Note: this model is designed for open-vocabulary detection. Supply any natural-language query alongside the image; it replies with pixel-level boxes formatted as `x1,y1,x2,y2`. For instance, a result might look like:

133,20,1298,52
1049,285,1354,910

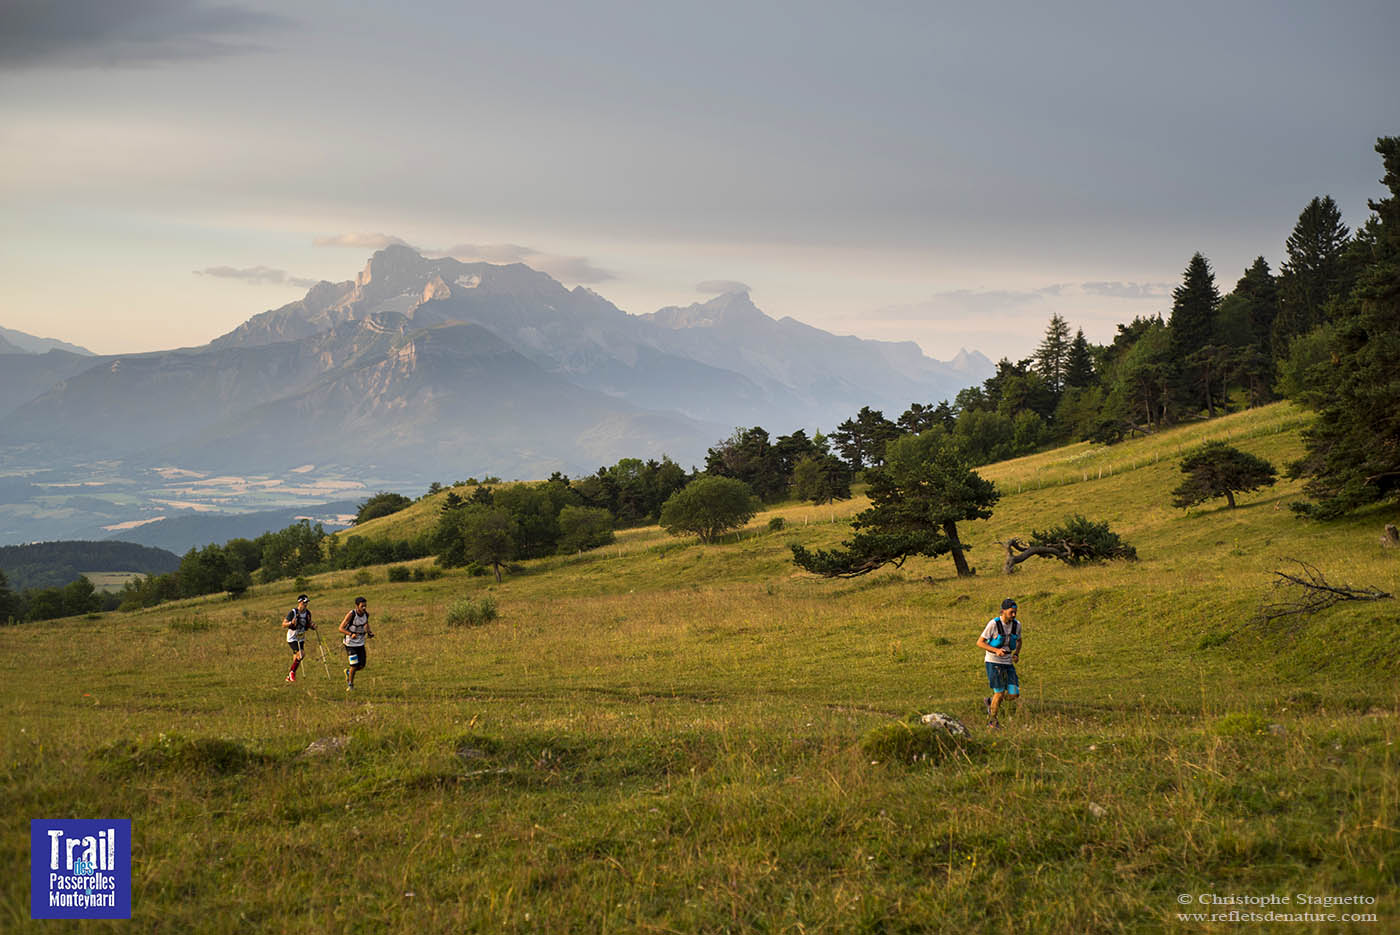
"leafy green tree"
257,521,326,581
1011,410,1046,454
791,431,998,578
436,505,516,582
1110,319,1173,429
0,570,20,624
659,476,759,544
27,588,65,621
177,544,230,598
1051,384,1106,442
223,538,261,576
1172,441,1277,510
578,456,690,527
952,408,1016,464
791,454,853,505
996,366,1056,422
556,505,615,554
354,491,413,525
223,570,252,598
1290,138,1400,518
953,385,989,415
495,480,579,558
1274,322,1337,399
706,427,787,501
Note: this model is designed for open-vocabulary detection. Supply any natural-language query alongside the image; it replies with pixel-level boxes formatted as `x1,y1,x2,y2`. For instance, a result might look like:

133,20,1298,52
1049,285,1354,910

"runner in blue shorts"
977,598,1024,729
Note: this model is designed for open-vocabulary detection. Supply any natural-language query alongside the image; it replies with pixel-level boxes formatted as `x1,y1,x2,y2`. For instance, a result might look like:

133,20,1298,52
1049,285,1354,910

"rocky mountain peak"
648,290,768,330
357,243,430,288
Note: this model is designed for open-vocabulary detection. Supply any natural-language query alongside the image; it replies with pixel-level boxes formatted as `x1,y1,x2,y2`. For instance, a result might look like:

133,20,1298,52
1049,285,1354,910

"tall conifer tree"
1291,138,1400,517
1064,329,1095,388
1169,253,1221,360
1034,313,1071,394
1274,195,1351,352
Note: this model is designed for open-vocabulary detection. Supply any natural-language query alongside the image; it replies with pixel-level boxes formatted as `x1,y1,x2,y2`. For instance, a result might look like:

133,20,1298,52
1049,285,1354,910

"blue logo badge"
30,819,131,919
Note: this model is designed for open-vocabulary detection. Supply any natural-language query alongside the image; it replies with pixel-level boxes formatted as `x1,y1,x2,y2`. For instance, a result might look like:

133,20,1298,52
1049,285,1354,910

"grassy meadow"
2,402,1396,933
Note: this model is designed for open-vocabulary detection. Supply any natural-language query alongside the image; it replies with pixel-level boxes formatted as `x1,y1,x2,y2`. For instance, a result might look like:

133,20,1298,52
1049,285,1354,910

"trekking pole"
314,629,333,681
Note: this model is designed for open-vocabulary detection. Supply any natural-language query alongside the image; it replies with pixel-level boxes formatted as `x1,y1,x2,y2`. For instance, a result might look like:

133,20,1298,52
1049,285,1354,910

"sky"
1,0,1397,362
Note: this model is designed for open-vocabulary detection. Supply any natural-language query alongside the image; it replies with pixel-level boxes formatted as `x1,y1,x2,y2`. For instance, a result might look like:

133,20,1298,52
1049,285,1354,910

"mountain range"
0,246,991,545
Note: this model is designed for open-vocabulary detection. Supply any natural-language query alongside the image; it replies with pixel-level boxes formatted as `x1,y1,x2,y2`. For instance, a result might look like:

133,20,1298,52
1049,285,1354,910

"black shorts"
344,643,367,670
288,639,305,654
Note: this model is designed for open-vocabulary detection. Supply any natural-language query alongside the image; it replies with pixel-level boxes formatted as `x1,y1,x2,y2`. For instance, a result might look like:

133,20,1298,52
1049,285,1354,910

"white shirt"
980,615,1021,665
343,609,369,647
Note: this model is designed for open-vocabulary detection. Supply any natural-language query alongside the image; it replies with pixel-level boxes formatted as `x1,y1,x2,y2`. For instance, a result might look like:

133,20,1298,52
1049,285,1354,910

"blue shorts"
986,662,1019,695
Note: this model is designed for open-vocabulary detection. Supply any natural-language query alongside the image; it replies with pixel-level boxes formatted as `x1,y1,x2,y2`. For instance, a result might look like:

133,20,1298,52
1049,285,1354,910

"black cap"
297,594,310,603
1001,598,1017,610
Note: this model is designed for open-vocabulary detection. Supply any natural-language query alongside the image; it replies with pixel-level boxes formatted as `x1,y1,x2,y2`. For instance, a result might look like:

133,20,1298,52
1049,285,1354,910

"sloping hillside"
1,403,1394,932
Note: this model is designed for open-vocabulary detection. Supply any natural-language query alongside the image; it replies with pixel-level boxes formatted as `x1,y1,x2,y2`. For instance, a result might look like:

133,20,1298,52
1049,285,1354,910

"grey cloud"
527,255,615,284
874,289,1047,321
196,265,318,289
438,243,536,264
696,280,751,295
313,232,413,250
0,0,293,69
438,243,615,284
1081,281,1172,299
313,235,614,284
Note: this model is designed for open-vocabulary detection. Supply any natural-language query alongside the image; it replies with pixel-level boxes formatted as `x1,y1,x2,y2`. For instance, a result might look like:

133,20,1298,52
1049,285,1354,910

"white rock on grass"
920,712,970,737
301,736,350,758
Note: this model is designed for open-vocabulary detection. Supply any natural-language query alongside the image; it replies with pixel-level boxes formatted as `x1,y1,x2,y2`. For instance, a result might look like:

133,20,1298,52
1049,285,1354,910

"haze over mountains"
0,246,991,546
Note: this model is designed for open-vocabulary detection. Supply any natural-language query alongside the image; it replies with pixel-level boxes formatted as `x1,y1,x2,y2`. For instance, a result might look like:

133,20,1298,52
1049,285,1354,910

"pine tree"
1290,138,1400,517
1274,195,1351,352
1234,256,1280,352
1169,253,1221,360
791,432,998,578
1168,253,1221,415
1064,329,1095,388
1033,313,1071,394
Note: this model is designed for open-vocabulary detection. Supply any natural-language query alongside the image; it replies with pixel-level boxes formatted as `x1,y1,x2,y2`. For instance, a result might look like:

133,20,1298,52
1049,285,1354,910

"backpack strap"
993,616,1019,648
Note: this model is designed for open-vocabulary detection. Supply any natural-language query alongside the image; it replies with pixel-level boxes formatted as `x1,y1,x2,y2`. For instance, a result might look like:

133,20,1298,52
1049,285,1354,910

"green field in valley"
2,402,1396,933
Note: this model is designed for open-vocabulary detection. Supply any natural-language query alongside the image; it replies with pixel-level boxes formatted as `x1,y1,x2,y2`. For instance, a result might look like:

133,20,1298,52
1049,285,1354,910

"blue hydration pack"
988,616,1020,652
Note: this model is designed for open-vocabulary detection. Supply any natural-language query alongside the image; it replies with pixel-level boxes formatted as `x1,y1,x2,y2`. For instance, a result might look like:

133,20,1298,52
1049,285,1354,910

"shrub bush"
860,720,969,766
387,566,412,582
446,595,498,627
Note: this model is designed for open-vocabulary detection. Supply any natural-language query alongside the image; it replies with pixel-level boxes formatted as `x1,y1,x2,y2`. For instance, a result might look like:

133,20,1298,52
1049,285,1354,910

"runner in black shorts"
338,596,373,691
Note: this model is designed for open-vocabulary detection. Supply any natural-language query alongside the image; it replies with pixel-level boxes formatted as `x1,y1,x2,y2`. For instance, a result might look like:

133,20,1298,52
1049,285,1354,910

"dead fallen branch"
1259,559,1392,623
